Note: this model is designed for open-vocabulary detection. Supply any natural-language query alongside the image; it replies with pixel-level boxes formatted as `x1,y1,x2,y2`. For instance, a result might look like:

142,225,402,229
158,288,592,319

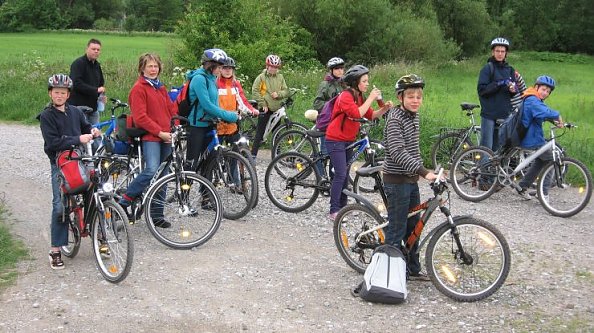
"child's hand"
79,134,93,144
271,91,279,99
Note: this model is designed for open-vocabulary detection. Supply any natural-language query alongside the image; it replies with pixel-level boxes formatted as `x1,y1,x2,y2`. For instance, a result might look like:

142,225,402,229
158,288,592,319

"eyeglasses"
222,66,234,70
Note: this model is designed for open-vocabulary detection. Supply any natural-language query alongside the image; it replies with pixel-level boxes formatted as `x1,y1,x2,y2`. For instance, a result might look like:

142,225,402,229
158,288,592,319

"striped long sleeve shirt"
382,106,429,183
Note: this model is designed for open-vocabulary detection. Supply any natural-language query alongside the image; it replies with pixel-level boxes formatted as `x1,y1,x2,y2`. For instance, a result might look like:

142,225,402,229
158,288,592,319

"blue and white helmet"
491,37,510,50
201,48,228,64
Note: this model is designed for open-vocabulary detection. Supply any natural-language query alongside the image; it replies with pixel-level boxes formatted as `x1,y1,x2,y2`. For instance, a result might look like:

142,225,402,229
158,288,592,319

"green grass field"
0,31,592,169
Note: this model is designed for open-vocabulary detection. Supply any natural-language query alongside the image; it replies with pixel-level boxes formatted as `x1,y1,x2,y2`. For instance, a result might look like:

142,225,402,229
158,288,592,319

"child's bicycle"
429,102,481,169
264,118,382,212
60,143,134,283
240,91,308,158
449,122,592,217
333,165,511,302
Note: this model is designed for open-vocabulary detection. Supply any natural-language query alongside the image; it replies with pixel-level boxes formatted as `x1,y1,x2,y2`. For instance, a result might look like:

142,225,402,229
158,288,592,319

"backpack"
354,245,408,304
498,100,527,149
56,149,92,194
174,73,209,119
315,90,354,131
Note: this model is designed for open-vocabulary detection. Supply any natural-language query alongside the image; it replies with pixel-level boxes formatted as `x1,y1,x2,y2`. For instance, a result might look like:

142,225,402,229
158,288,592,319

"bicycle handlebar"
110,98,128,108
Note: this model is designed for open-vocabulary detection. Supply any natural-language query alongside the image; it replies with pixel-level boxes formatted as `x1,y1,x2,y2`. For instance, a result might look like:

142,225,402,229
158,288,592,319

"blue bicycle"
264,118,382,213
93,98,130,155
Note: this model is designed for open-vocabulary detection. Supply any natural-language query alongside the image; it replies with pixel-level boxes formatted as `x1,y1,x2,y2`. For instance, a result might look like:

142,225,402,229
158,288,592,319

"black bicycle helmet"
223,57,236,68
395,74,425,95
201,48,228,64
48,74,73,90
342,65,369,87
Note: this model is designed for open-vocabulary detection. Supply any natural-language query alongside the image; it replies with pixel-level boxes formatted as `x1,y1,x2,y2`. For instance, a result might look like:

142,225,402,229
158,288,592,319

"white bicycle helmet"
327,57,345,69
266,54,282,67
490,37,510,50
304,109,318,121
48,74,73,90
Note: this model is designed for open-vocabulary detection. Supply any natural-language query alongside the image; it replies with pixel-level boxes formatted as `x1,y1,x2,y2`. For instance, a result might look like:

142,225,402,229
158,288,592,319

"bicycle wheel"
536,157,593,218
270,121,308,149
450,146,498,201
271,129,318,161
265,151,321,213
61,217,81,258
91,199,133,283
144,172,222,249
104,158,136,195
333,204,385,273
348,139,384,191
236,146,258,208
431,132,473,169
204,150,258,220
240,116,258,142
425,217,511,302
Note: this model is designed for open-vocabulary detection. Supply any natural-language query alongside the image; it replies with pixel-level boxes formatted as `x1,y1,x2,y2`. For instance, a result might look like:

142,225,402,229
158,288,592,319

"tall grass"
0,196,29,290
0,31,592,171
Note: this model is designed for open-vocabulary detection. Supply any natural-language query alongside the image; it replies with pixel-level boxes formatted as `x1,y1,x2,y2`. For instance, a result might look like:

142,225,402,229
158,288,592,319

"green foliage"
175,0,315,81
0,199,30,290
0,0,64,32
126,0,183,32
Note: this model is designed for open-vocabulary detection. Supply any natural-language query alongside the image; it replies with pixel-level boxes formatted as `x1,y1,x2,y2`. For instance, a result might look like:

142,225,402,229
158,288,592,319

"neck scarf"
144,76,163,89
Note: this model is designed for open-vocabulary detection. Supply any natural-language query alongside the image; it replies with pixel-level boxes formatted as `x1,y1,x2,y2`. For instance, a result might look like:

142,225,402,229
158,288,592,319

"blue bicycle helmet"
201,48,228,64
535,75,556,91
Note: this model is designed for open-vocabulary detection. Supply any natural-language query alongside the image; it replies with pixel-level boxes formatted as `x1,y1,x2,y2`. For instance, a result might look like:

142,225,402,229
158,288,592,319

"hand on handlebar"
79,134,94,144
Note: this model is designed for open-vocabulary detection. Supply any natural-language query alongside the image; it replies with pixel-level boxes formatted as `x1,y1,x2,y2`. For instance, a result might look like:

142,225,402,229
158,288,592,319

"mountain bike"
60,143,133,283
333,166,511,302
241,91,308,157
430,102,481,169
271,119,385,193
450,123,592,217
264,119,382,212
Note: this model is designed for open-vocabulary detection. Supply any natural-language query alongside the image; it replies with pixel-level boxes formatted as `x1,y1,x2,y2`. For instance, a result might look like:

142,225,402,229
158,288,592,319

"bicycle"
449,122,592,217
264,118,382,212
430,102,481,169
60,143,134,283
333,165,511,302
241,91,308,157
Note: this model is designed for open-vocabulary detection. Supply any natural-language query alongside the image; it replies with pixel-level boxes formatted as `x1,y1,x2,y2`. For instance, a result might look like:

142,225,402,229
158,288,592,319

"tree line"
1,0,592,74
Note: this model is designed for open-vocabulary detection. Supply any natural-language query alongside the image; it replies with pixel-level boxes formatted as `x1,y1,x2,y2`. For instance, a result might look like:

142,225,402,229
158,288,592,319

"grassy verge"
0,31,592,171
0,195,29,290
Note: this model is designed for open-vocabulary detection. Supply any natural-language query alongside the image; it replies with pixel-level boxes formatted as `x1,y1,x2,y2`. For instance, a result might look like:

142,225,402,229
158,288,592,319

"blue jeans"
384,182,422,274
480,117,500,152
125,141,171,218
50,163,68,247
326,140,353,214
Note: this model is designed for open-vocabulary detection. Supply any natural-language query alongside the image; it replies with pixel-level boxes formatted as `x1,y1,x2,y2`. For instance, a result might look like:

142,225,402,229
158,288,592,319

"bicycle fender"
341,189,383,220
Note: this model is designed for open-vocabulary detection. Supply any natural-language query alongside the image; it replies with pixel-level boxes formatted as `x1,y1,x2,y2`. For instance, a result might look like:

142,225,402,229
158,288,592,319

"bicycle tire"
425,217,511,302
271,129,318,161
105,158,136,195
236,146,259,208
91,199,133,283
537,157,593,218
333,204,385,273
270,121,308,149
450,146,498,202
204,150,258,220
431,132,473,170
265,151,321,213
144,172,222,249
61,218,81,258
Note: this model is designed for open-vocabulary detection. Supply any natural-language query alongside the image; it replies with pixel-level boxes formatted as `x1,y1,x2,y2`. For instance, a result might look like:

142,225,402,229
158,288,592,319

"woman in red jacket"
325,65,392,220
118,53,176,228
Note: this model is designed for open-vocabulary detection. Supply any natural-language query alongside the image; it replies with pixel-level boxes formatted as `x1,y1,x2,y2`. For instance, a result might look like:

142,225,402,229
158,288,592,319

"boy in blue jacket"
516,75,563,199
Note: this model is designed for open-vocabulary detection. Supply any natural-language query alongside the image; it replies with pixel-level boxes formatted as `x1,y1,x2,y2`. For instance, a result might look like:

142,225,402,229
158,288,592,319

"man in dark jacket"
68,38,105,125
477,37,517,152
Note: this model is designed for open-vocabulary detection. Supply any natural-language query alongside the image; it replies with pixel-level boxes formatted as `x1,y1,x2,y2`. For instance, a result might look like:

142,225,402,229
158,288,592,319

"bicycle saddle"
355,165,383,177
460,102,480,111
305,129,325,138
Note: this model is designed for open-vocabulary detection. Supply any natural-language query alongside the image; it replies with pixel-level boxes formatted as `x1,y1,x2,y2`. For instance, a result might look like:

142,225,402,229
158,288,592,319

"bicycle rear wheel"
270,121,308,149
537,157,593,217
431,132,473,170
144,172,222,249
236,146,258,208
333,204,385,273
61,219,81,258
204,150,258,220
271,129,318,161
425,217,511,302
265,151,321,213
450,146,498,201
92,199,133,283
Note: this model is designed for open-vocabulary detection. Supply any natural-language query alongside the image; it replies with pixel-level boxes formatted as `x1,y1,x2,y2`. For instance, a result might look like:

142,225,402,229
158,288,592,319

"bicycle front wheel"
431,132,473,170
92,199,133,283
265,151,321,213
333,204,385,273
204,150,258,220
426,217,511,302
144,172,222,249
537,157,593,217
450,146,498,202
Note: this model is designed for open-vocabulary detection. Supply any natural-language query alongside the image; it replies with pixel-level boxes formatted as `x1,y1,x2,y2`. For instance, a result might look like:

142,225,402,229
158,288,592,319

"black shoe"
201,201,216,211
408,272,431,281
153,219,171,228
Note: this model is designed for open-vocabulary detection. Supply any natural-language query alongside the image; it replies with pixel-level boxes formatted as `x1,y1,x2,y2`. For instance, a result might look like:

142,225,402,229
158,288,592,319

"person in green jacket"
250,54,289,159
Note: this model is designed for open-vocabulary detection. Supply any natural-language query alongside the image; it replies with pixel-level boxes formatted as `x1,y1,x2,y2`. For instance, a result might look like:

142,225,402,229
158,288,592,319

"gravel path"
0,123,593,332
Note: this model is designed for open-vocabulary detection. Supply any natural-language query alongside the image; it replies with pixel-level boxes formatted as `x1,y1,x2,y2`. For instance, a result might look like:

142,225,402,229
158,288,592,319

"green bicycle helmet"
395,74,425,95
